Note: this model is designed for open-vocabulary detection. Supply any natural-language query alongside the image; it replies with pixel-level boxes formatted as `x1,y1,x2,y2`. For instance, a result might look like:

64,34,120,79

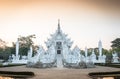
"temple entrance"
56,42,63,68
57,50,61,54
56,42,62,54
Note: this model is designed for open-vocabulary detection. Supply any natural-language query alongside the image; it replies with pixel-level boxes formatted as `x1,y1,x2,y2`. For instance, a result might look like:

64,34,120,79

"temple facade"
26,20,107,68
27,20,85,68
11,20,109,68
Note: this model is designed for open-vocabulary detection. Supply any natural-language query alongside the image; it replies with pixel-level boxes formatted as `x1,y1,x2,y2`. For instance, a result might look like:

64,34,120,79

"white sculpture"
62,44,71,61
72,46,82,62
12,39,20,62
12,38,28,64
102,54,106,63
85,47,88,57
98,40,102,56
12,54,15,60
45,45,56,63
15,38,19,60
27,46,33,59
90,49,96,63
28,45,45,63
97,40,106,63
112,52,119,63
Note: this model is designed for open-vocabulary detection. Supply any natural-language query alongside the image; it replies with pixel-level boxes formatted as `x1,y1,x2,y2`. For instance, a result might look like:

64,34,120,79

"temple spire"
58,19,61,33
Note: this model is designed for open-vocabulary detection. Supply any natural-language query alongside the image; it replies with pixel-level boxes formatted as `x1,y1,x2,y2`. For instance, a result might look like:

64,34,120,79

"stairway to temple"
56,54,63,68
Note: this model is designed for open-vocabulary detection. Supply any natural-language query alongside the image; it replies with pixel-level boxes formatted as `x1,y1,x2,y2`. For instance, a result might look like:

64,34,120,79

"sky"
0,0,120,50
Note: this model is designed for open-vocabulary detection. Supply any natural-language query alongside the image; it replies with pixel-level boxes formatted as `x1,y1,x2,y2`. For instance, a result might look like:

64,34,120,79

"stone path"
57,54,63,68
0,66,120,79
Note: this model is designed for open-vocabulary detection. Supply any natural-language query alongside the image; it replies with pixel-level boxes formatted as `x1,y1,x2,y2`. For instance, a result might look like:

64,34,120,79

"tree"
94,48,99,56
87,48,92,56
111,38,120,61
10,42,16,54
18,34,36,56
80,50,85,56
102,48,109,55
0,38,11,61
0,38,6,50
111,38,120,52
105,49,113,63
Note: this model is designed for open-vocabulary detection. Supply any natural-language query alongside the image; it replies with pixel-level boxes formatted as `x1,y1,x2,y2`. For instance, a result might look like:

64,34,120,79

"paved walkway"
57,54,63,68
0,66,120,79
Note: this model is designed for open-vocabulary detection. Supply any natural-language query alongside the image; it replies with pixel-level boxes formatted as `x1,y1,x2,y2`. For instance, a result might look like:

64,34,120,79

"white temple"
27,20,95,68
11,20,111,68
27,20,82,68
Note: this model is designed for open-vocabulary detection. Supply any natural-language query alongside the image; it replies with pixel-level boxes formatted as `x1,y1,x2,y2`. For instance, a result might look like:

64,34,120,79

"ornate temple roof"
45,20,73,48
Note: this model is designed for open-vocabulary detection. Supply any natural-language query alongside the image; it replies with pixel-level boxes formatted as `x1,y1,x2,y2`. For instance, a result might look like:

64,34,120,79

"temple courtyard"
0,66,120,79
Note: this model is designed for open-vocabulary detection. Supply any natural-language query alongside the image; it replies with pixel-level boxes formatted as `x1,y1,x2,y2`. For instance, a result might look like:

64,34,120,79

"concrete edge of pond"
0,71,35,78
88,71,120,79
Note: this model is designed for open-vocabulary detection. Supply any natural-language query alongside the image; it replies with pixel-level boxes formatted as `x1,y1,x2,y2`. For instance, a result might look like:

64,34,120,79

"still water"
102,77,114,79
94,77,115,79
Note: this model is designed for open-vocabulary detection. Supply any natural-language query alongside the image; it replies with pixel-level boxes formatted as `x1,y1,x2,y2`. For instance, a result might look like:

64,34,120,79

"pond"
103,77,114,79
93,77,114,79
0,76,13,79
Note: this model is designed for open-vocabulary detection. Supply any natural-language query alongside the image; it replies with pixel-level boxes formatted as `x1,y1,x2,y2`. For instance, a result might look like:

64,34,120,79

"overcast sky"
0,0,120,50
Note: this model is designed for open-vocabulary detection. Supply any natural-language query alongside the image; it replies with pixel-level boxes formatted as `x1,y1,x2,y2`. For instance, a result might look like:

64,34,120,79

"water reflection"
103,77,114,79
0,76,14,79
96,77,114,79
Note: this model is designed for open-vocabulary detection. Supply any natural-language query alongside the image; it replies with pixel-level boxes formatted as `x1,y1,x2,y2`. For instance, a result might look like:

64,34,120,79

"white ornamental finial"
58,19,61,33
58,19,60,26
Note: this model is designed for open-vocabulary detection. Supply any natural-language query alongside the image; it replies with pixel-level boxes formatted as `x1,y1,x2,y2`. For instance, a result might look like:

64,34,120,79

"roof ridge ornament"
58,19,61,33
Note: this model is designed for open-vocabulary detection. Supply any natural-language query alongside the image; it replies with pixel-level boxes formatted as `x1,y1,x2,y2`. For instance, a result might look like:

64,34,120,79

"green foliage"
0,45,16,61
80,50,84,56
94,48,99,56
111,38,120,60
0,38,6,48
1,45,16,60
87,48,92,56
106,53,112,63
18,34,36,56
0,39,12,60
9,43,16,54
19,34,36,48
102,48,109,55
0,35,38,60
0,52,10,61
111,38,120,52
0,38,6,53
